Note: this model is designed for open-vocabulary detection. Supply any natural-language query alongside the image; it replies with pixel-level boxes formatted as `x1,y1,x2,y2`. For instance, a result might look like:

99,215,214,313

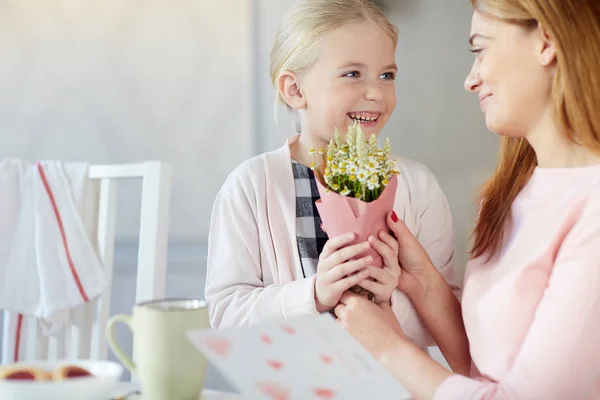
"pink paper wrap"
314,174,398,268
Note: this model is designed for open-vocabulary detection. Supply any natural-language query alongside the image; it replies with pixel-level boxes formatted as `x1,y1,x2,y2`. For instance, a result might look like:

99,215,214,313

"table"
112,382,242,399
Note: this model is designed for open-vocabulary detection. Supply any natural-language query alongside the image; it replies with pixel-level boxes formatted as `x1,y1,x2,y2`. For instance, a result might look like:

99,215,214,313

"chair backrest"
12,161,171,362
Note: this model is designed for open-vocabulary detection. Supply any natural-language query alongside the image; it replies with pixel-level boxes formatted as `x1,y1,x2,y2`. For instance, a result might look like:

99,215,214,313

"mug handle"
106,314,136,373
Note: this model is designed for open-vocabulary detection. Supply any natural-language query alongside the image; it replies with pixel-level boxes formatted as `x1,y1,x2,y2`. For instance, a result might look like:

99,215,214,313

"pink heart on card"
204,337,231,357
320,354,334,365
280,325,296,335
261,334,273,344
256,381,290,400
266,359,284,370
312,387,336,399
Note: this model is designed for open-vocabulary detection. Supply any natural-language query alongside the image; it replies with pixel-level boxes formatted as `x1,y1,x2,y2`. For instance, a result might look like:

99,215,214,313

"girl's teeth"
349,113,378,122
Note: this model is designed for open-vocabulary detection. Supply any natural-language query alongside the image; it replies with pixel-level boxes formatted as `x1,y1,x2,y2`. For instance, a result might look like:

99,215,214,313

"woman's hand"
315,233,372,312
356,228,401,305
387,211,437,297
334,292,404,360
336,293,455,400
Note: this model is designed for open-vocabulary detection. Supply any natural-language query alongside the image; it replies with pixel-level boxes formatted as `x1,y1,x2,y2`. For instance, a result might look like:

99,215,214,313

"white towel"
0,159,107,362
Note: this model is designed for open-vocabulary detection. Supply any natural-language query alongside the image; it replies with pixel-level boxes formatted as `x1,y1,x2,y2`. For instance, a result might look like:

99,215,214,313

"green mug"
106,299,210,400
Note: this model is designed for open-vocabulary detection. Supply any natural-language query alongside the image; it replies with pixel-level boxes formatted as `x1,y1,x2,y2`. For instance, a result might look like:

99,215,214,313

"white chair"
2,161,171,362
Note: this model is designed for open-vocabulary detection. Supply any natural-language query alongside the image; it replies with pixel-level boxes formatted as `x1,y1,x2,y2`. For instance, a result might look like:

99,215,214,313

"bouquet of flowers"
311,122,399,299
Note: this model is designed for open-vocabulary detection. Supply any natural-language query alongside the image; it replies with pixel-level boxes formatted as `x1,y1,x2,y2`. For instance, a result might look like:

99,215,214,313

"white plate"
119,391,242,400
0,359,123,400
112,383,243,400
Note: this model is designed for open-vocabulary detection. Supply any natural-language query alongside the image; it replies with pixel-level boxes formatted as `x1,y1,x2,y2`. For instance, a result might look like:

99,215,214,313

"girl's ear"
278,71,307,109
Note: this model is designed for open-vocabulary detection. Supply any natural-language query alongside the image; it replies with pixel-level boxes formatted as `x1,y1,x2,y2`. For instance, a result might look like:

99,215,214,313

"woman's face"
464,12,555,137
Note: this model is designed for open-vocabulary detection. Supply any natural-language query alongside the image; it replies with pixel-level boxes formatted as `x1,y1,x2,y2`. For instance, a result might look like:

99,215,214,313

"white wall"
0,0,254,241
387,0,500,275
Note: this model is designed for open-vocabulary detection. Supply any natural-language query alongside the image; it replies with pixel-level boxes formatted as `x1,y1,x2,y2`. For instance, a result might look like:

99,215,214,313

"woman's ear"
536,23,556,67
278,71,307,109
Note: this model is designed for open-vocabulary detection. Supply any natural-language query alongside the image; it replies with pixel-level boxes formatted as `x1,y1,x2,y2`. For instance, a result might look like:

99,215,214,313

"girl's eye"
343,71,360,78
380,72,396,80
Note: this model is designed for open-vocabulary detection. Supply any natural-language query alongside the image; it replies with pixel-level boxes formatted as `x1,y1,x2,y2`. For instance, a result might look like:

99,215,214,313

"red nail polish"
391,211,398,223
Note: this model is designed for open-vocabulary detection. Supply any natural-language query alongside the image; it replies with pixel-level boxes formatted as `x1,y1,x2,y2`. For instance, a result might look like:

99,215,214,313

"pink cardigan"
205,135,458,347
436,164,600,399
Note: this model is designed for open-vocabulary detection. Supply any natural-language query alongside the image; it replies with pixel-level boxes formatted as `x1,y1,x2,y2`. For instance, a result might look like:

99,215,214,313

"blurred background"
0,0,498,389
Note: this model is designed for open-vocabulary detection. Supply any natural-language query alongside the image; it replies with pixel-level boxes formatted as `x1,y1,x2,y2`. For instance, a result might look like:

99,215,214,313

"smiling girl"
205,0,460,355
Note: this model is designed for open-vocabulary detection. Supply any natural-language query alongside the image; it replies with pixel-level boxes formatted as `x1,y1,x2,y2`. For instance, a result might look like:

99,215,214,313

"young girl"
205,0,459,350
336,0,600,399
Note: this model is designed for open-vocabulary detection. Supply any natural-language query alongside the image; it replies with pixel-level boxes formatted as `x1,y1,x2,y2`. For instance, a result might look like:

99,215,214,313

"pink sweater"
435,164,600,399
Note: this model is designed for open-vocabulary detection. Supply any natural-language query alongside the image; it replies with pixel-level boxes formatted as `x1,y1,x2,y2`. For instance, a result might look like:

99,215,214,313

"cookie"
0,365,50,381
52,365,92,380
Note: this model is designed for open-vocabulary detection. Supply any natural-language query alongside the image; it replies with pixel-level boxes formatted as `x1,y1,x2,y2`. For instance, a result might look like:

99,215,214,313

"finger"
378,230,398,252
366,266,389,283
339,291,360,305
379,302,393,313
356,278,385,295
334,303,346,318
325,256,373,282
332,269,371,295
368,235,395,262
386,212,418,246
320,232,356,259
326,241,371,269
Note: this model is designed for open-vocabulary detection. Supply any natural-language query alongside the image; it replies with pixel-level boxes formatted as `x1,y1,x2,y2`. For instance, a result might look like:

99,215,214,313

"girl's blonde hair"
270,0,398,118
470,0,600,260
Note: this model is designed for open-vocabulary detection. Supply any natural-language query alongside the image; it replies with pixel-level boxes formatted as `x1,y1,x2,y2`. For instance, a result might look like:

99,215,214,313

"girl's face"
286,20,397,147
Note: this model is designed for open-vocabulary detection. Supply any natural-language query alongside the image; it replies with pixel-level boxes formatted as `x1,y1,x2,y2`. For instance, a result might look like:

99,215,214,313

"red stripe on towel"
14,314,23,362
37,163,89,302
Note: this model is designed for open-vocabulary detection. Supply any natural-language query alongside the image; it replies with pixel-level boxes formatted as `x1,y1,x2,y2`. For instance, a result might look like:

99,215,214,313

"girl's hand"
356,223,401,304
315,233,372,312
